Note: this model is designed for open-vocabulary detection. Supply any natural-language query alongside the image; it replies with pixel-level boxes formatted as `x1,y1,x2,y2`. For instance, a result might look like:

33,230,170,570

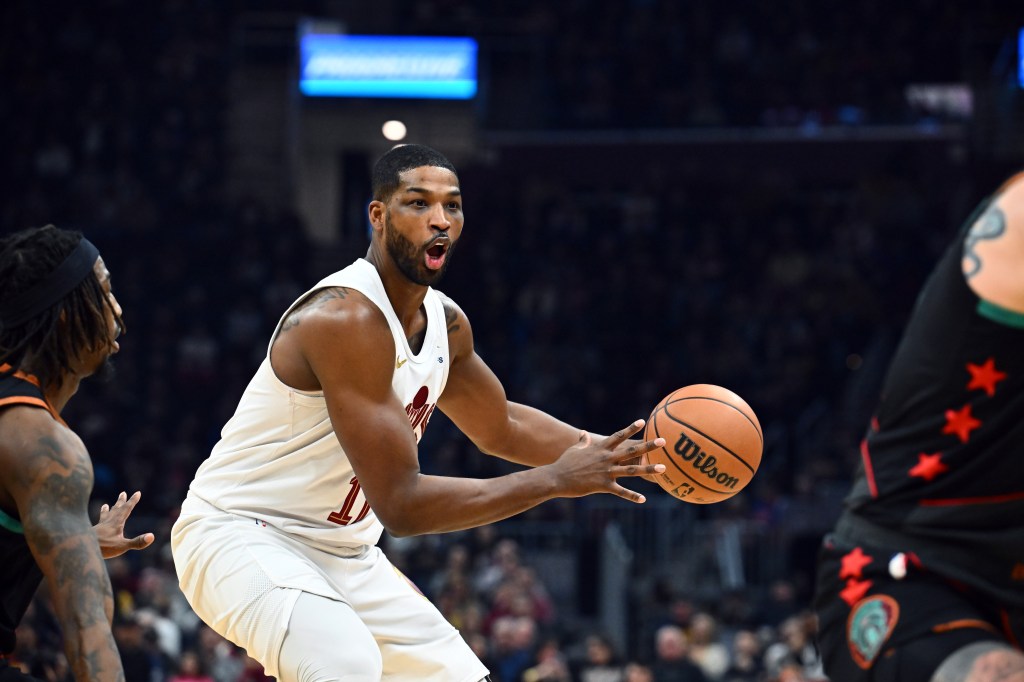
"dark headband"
0,238,100,328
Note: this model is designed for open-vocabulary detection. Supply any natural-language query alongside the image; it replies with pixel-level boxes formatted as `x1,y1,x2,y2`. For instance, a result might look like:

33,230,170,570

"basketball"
644,384,763,504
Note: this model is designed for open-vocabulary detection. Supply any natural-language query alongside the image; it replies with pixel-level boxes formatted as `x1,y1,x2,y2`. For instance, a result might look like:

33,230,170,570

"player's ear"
367,200,386,233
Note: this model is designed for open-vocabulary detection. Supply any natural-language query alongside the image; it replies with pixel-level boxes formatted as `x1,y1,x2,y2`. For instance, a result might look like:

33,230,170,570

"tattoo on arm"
21,434,124,682
279,287,352,333
443,300,461,335
963,205,1006,279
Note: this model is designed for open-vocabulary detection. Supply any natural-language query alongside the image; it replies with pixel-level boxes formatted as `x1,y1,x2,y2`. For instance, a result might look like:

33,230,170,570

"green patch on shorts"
848,594,900,670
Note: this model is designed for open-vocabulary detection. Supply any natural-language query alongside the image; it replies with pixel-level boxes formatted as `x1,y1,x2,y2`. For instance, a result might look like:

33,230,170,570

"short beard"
384,213,455,286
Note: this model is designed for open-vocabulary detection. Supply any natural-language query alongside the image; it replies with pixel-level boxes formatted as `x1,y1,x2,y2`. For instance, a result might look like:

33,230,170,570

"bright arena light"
382,120,407,141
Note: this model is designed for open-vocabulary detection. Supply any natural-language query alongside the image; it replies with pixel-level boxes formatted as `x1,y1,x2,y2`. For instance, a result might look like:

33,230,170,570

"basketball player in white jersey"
171,145,667,682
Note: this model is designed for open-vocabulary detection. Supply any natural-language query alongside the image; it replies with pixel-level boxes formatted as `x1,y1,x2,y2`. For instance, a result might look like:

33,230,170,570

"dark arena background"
3,1,1023,680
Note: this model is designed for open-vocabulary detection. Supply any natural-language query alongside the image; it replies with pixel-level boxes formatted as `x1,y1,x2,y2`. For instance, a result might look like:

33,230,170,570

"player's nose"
428,203,450,231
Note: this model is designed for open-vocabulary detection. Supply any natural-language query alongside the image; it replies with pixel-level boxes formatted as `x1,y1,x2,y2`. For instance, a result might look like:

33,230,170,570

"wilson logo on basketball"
674,433,740,489
646,384,762,505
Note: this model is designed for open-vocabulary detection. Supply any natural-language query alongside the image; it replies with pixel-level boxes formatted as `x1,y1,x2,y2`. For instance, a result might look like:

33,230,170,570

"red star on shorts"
909,452,948,482
942,405,981,443
839,547,873,580
840,578,873,607
966,358,1007,397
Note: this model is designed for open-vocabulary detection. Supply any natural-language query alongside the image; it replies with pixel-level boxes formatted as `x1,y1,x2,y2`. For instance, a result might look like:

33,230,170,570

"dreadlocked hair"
0,225,121,389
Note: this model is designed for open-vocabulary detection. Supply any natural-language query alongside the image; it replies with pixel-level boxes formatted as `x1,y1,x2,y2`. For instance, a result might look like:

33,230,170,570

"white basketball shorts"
170,494,488,681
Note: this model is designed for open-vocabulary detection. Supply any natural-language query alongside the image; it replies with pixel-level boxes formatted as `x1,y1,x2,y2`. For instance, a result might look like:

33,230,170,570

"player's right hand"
94,491,156,559
549,420,665,503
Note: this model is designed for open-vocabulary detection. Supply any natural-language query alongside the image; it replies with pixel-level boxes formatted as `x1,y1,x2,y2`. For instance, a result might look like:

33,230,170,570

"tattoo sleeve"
20,432,125,682
963,205,1007,279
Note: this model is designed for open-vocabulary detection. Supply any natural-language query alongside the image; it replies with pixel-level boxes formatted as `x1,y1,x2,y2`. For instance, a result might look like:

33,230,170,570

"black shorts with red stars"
814,533,1024,682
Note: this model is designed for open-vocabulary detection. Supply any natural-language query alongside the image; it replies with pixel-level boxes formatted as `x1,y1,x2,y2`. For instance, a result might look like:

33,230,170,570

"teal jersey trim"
0,507,24,534
977,300,1024,329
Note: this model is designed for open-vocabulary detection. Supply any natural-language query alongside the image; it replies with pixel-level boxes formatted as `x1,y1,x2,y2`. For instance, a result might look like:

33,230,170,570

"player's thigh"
815,536,1009,682
930,641,1024,682
172,510,341,678
342,547,489,682
277,591,382,682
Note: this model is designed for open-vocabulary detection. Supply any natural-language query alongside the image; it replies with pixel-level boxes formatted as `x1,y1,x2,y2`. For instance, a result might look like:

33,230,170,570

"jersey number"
327,477,371,526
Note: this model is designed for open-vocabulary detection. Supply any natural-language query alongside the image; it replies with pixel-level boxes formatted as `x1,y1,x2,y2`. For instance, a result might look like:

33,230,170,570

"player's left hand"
94,490,155,559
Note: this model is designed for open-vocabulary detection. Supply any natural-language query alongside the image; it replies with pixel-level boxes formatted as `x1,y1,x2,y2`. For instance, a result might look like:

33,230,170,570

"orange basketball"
644,384,763,504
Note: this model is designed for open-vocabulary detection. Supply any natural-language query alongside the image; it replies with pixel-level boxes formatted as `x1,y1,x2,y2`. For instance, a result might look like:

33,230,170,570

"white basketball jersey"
186,258,450,550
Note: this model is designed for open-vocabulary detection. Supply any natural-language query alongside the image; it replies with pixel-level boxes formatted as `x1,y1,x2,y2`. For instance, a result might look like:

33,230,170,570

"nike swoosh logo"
396,357,408,368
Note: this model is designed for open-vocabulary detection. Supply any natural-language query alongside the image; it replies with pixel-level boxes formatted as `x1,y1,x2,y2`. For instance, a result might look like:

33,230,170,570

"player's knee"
932,641,1024,682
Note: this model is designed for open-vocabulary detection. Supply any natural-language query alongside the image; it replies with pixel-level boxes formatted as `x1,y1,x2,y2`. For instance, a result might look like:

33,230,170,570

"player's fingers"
614,437,665,461
609,483,647,504
128,533,155,550
124,491,142,510
612,463,665,478
117,491,127,504
601,420,645,448
100,504,109,513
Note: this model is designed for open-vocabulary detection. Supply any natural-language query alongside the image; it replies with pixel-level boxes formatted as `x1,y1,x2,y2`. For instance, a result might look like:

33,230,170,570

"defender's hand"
94,491,155,559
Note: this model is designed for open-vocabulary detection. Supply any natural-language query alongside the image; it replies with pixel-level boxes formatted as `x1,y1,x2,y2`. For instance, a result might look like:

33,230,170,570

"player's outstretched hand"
94,491,156,559
550,420,666,504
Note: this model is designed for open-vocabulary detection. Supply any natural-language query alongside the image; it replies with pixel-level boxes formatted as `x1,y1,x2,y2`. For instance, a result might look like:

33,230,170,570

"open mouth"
425,239,450,270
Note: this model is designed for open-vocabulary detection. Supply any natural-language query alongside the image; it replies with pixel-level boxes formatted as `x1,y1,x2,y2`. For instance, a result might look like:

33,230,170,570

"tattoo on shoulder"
963,205,1006,279
24,436,92,553
280,287,352,333
28,434,72,469
443,300,461,335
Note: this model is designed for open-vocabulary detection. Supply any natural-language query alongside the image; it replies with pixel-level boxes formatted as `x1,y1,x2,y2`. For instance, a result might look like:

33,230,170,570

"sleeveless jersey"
187,259,451,550
838,192,1024,606
0,367,56,654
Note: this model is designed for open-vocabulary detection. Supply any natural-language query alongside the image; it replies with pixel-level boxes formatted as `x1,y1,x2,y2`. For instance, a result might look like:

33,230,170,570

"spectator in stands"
722,629,764,682
623,662,654,682
572,633,626,682
688,612,730,680
170,649,214,682
763,614,824,681
522,636,571,682
490,615,538,682
650,624,708,682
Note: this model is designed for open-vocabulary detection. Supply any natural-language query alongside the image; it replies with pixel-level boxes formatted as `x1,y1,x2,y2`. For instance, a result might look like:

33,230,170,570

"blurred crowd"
1,1,1018,680
389,0,1001,129
16,529,829,682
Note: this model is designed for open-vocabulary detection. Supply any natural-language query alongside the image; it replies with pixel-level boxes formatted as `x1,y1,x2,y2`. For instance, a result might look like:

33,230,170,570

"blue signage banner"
1019,28,1024,88
300,35,478,99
